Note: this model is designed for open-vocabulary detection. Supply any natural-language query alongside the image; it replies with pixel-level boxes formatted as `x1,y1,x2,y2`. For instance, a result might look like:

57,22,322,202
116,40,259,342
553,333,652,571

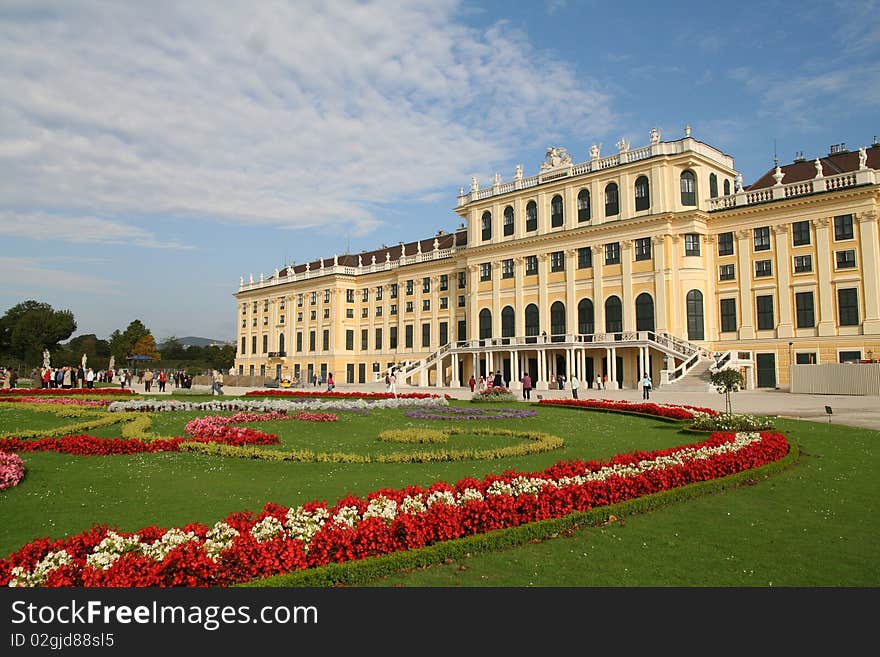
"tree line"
0,300,234,374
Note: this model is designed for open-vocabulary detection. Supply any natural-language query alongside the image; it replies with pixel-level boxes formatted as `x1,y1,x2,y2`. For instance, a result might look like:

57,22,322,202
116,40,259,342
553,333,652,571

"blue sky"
1,0,877,343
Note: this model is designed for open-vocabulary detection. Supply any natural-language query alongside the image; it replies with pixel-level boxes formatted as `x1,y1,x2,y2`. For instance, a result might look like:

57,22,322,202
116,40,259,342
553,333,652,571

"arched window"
723,179,731,196
709,173,718,199
680,171,696,206
550,301,566,341
525,304,540,338
605,182,619,217
525,201,537,232
577,189,591,222
605,296,622,333
686,290,704,340
577,298,594,334
503,206,514,236
501,306,515,337
551,194,564,228
634,176,650,211
635,293,655,331
279,333,285,354
481,211,492,241
479,308,492,339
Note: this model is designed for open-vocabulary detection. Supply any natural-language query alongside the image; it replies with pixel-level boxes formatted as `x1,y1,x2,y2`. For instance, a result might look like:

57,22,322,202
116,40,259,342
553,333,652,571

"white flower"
426,490,455,507
457,488,484,504
250,516,285,543
8,550,73,587
203,522,240,561
363,496,398,523
284,507,329,549
142,528,198,561
332,505,360,528
399,494,426,514
85,532,143,571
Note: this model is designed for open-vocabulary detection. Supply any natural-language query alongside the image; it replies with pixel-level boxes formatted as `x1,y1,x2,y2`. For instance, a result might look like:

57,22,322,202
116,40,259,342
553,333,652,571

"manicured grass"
1,398,876,586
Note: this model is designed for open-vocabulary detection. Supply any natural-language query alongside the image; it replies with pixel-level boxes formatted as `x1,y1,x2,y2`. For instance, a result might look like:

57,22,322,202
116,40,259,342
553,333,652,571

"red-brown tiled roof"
270,229,467,281
748,143,880,190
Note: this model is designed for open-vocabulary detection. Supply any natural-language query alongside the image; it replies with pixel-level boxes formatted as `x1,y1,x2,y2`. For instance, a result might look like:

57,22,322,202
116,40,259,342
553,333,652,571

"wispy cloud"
0,257,118,294
0,0,614,239
0,211,193,249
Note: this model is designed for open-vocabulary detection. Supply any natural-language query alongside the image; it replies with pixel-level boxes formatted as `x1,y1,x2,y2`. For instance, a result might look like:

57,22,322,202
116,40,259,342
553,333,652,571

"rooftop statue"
540,146,572,171
859,147,868,170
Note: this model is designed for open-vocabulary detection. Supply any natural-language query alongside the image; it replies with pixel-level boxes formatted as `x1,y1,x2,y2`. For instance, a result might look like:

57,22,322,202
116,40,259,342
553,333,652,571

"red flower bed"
0,430,789,587
0,388,135,396
245,390,443,400
538,398,718,420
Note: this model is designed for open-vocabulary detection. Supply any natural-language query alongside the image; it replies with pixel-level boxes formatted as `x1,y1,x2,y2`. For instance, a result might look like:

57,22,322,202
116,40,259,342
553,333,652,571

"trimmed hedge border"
542,404,686,425
241,441,800,587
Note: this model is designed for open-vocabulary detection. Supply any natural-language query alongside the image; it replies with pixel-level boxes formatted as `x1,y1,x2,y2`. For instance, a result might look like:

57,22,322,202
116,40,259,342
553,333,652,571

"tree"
709,368,745,414
131,335,161,361
159,337,187,360
109,320,151,363
0,300,76,365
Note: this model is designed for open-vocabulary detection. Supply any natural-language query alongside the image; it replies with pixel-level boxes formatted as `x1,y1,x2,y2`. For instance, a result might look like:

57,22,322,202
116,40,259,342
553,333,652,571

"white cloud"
0,0,614,240
0,212,193,249
0,257,118,295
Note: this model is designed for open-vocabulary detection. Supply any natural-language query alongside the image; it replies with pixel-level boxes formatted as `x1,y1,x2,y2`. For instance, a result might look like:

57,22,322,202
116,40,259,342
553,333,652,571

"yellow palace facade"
234,128,880,391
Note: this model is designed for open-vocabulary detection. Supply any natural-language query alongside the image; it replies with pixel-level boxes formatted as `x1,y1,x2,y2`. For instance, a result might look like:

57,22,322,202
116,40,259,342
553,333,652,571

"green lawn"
0,398,876,586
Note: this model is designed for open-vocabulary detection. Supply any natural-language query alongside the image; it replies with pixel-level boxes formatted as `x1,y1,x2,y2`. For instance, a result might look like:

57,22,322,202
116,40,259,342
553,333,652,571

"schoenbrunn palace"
234,127,880,392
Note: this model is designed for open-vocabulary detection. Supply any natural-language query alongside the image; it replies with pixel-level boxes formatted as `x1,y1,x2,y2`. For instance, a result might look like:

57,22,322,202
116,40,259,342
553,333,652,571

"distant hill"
162,336,233,348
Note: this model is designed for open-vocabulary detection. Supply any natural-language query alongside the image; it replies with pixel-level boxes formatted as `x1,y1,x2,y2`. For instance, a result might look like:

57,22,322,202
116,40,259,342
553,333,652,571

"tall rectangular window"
439,274,448,291
605,242,620,265
634,237,651,261
480,263,492,281
577,247,592,268
793,254,812,273
720,298,737,333
346,289,355,303
525,255,538,276
389,326,398,349
405,325,413,348
375,286,383,300
262,335,268,354
251,336,257,354
422,323,430,347
550,251,564,272
345,330,354,350
322,329,329,351
502,259,514,278
241,336,246,354
361,329,368,351
756,295,774,330
390,283,398,298
684,233,701,256
296,332,302,352
835,249,856,269
309,331,316,351
405,280,414,295
422,277,430,293
439,321,448,346
362,289,369,302
375,328,382,350
719,264,735,280
755,260,773,277
753,227,771,251
834,214,854,241
458,271,466,288
792,220,811,246
795,291,815,328
837,288,859,326
717,232,734,256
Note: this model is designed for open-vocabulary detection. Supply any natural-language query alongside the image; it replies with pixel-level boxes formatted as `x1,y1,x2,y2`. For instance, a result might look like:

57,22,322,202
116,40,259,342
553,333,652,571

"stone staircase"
662,358,715,392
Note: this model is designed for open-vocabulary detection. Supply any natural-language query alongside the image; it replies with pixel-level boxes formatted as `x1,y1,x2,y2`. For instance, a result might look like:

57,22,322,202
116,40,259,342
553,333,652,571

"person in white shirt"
570,374,580,399
85,368,95,389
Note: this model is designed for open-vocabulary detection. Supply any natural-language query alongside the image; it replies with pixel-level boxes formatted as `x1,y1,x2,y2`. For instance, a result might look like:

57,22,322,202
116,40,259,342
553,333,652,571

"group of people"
468,370,506,393
384,370,398,396
37,365,99,389
0,366,19,389
465,369,653,401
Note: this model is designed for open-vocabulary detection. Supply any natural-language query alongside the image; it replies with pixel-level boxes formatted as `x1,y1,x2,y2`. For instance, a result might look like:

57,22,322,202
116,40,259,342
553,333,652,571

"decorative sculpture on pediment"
540,146,572,172
417,241,422,254
371,254,377,265
859,147,868,170
649,127,661,144
385,251,391,263
515,164,523,180
493,172,502,187
358,255,363,267
333,254,339,266
433,238,439,251
590,144,600,160
471,176,479,192
772,166,785,186
735,173,744,191
319,258,324,269
814,158,824,178
616,137,630,153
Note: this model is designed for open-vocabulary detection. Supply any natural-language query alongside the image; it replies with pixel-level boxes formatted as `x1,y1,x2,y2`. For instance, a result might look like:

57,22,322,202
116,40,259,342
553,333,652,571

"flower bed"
538,398,718,421
0,388,135,396
689,412,775,432
405,407,536,420
107,397,448,413
0,452,26,490
471,386,518,403
245,390,444,400
1,430,789,587
0,396,111,407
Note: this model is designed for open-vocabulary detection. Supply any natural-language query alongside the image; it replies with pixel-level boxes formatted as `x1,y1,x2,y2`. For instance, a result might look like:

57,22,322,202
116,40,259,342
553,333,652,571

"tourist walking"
570,374,580,399
642,373,652,400
326,372,335,392
85,368,94,389
211,370,224,395
468,374,476,392
521,372,532,400
389,371,397,397
143,369,154,392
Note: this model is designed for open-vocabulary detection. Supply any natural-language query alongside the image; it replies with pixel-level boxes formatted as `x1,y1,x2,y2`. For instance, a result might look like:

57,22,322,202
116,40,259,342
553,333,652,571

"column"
652,235,668,332
813,218,835,336
467,264,479,342
565,248,577,335
537,349,548,390
669,235,682,336
621,240,635,332
592,245,604,334
773,225,794,338
472,353,477,380
610,346,618,389
566,348,573,379
491,261,502,339
510,350,520,389
514,256,526,337
857,212,880,332
431,275,440,349
451,352,460,387
538,254,549,333
736,230,755,339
